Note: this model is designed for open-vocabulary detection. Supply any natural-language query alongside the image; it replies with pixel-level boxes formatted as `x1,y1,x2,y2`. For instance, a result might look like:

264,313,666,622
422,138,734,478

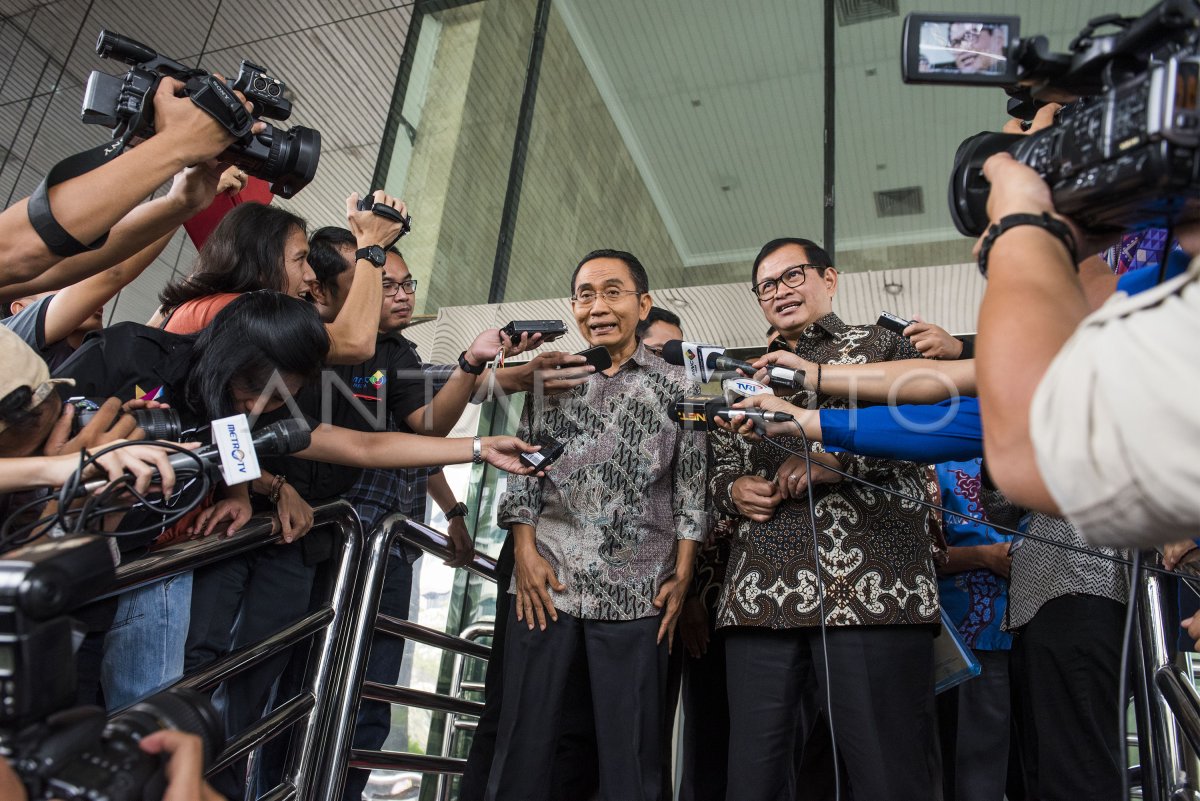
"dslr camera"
901,1,1200,236
82,30,320,198
0,537,222,800
66,397,182,442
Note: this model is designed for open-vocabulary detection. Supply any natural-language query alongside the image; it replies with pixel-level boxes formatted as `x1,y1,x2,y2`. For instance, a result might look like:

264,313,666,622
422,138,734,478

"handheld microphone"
671,395,794,433
706,351,806,391
82,419,312,493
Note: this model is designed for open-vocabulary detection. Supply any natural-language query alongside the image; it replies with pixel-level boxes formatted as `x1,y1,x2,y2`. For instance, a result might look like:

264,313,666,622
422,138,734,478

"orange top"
162,292,241,334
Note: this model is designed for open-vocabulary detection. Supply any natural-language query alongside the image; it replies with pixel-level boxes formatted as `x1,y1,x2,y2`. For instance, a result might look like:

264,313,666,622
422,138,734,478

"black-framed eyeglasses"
570,287,642,306
949,26,992,49
751,265,821,301
382,278,418,297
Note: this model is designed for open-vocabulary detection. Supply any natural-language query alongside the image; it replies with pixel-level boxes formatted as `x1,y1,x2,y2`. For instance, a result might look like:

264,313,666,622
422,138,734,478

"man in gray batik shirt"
485,249,706,801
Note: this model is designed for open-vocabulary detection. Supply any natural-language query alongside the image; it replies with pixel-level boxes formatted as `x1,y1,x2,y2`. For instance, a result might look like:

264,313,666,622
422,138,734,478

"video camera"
0,537,222,800
901,1,1200,236
82,30,321,198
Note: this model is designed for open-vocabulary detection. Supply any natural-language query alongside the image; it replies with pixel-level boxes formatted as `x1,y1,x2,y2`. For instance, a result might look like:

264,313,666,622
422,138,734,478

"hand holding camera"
346,191,409,250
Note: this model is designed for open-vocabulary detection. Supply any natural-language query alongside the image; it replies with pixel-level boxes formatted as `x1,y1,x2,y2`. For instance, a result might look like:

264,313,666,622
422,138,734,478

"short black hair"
636,306,682,338
571,249,650,295
751,237,833,286
307,227,358,296
0,385,39,431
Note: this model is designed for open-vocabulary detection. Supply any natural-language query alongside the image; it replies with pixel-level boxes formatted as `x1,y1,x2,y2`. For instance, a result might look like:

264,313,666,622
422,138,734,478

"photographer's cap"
0,325,74,433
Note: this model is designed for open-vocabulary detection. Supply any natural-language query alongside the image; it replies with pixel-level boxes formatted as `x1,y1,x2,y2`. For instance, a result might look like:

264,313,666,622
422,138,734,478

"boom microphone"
82,419,311,493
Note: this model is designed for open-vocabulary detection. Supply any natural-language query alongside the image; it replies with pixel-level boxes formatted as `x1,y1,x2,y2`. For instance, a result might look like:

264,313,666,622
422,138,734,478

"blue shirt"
935,459,1015,651
820,398,982,462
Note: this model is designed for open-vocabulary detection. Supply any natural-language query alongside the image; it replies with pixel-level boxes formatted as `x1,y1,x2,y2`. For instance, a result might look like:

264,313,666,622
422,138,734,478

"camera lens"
108,687,224,767
130,408,182,441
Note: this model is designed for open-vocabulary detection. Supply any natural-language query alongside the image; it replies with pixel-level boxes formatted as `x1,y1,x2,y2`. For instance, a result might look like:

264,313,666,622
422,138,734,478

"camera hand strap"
185,73,255,139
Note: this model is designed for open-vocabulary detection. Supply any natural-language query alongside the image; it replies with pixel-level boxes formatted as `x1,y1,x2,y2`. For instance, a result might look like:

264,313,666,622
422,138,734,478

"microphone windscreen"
660,340,685,366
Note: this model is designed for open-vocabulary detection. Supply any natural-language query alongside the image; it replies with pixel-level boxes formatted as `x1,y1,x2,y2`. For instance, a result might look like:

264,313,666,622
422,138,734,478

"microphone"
706,352,805,391
671,395,794,432
82,419,311,493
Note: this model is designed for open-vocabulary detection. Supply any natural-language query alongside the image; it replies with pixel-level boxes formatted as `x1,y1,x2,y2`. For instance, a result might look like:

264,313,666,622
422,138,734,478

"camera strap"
185,73,255,139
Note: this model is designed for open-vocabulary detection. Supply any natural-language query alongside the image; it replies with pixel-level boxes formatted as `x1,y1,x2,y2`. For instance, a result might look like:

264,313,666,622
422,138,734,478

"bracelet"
977,212,1078,277
458,350,485,375
268,474,287,505
472,436,484,464
816,363,823,396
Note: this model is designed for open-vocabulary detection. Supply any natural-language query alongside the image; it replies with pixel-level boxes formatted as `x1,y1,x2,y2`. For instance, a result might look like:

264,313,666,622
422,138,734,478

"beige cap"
0,325,74,434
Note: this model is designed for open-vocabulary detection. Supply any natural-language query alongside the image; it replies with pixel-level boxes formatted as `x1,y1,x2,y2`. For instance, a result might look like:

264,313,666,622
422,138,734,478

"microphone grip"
79,444,216,495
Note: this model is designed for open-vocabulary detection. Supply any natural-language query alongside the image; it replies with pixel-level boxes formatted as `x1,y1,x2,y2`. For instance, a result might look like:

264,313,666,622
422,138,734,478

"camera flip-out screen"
901,13,1019,86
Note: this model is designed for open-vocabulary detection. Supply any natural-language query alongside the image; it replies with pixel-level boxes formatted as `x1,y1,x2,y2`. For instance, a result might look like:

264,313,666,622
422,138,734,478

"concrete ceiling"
0,0,412,323
556,0,1133,266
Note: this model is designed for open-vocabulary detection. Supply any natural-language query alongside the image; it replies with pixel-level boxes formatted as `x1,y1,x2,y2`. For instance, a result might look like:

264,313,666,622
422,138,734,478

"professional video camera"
81,30,320,198
901,1,1200,236
0,537,222,800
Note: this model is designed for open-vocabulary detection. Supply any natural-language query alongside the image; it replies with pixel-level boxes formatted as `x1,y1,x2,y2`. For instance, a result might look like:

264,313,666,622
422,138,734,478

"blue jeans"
341,553,414,801
101,572,193,710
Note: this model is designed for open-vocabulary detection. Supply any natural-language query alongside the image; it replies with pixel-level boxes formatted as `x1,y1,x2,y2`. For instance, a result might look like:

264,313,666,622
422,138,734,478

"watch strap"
472,436,484,464
458,350,485,375
445,501,469,519
355,245,386,268
977,212,1078,277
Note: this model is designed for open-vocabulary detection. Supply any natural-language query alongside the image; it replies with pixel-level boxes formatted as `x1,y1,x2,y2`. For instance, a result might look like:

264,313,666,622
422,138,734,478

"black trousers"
461,536,599,801
486,606,668,801
1011,594,1125,801
724,625,939,801
937,648,1012,801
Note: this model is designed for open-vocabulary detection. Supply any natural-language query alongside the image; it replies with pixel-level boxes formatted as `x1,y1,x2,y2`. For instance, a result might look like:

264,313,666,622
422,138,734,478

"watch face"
358,245,386,267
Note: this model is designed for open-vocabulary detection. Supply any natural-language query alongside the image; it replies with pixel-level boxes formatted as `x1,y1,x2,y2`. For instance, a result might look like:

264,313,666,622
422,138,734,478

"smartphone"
876,312,913,336
502,319,568,345
576,345,612,372
520,434,566,471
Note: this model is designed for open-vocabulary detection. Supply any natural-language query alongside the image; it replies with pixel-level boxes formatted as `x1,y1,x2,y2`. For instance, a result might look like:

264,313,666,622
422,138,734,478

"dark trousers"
183,542,316,800
679,627,729,801
937,648,1012,801
341,554,414,801
724,625,939,801
462,536,599,801
1011,594,1125,801
486,606,668,801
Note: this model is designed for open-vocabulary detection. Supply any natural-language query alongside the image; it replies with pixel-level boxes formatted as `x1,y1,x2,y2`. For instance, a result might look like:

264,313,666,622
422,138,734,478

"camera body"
902,1,1200,236
0,537,221,800
66,397,182,442
81,30,320,198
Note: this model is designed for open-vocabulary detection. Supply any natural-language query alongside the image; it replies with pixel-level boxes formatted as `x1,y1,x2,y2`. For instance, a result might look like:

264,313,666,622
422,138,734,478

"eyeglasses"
949,26,992,49
382,278,418,297
751,265,821,301
570,287,642,306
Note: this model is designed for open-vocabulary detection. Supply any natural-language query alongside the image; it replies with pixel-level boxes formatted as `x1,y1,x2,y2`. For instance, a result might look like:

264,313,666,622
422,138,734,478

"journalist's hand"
139,730,226,801
444,515,474,569
480,436,543,475
677,595,710,659
514,539,565,631
91,441,199,498
215,164,248,196
346,191,408,248
1163,540,1199,571
45,398,142,459
465,329,505,368
522,351,594,395
165,163,227,215
751,350,817,384
191,495,253,540
653,569,692,650
274,483,315,544
504,331,543,357
730,476,782,523
730,394,810,439
151,77,247,166
904,316,963,360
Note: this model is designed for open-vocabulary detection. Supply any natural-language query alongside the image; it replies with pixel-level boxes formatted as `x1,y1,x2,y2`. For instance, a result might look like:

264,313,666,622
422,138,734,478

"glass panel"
378,0,541,313
504,0,826,297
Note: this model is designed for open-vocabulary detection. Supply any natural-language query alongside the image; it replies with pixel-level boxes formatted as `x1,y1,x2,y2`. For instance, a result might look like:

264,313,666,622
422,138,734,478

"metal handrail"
75,501,362,801
400,515,499,581
311,513,501,800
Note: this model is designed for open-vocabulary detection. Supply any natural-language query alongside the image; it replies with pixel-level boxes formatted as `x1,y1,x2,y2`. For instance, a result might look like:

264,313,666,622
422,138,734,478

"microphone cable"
0,440,209,550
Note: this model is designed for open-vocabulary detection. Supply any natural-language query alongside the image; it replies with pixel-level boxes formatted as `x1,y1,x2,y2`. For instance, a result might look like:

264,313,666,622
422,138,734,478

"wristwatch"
472,436,484,464
445,502,469,519
458,350,485,375
355,244,387,268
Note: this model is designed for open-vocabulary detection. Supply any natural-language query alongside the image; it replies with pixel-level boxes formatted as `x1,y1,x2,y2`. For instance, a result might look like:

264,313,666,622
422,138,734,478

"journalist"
482,249,706,801
973,152,1200,547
